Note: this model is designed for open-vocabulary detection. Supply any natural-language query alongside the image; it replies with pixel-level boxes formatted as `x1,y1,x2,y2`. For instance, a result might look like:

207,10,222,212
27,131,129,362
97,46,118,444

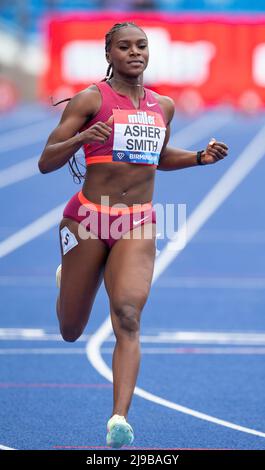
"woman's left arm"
157,140,229,171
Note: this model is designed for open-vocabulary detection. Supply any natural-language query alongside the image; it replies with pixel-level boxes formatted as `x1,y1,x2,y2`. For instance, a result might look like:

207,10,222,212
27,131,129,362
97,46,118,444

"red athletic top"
80,81,166,166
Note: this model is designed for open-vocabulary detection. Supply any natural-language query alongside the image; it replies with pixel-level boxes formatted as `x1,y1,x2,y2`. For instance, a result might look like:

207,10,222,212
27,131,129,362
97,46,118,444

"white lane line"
193,229,265,244
86,122,265,439
0,105,54,130
101,347,265,355
0,328,62,341
170,112,232,147
0,155,40,189
156,276,265,289
0,203,66,258
1,275,265,289
0,348,85,354
0,119,58,153
87,318,265,439
153,121,265,279
2,328,265,345
1,347,265,355
128,332,265,345
0,276,55,286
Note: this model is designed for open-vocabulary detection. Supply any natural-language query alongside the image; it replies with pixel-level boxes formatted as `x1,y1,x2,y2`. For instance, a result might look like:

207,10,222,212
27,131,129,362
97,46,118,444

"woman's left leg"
103,223,156,419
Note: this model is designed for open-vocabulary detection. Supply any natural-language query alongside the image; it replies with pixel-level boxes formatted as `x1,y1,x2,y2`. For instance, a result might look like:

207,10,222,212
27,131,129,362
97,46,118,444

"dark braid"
104,63,113,81
103,22,146,81
67,152,86,184
51,96,85,184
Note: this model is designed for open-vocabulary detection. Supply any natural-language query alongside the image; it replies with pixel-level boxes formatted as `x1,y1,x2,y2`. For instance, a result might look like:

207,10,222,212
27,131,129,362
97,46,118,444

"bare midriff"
82,162,156,207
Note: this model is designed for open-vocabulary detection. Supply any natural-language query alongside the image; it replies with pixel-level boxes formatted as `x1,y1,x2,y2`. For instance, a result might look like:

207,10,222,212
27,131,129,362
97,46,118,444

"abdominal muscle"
82,162,156,207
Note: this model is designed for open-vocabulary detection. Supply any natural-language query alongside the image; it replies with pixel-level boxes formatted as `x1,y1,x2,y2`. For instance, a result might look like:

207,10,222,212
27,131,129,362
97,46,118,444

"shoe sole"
107,423,134,448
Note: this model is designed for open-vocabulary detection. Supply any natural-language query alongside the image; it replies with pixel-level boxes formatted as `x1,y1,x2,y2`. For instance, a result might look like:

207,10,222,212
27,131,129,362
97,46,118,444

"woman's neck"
108,75,144,99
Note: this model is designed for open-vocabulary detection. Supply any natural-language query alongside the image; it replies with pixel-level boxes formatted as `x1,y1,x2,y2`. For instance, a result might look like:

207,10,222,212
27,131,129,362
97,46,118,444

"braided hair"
103,22,146,81
52,22,145,183
50,96,85,183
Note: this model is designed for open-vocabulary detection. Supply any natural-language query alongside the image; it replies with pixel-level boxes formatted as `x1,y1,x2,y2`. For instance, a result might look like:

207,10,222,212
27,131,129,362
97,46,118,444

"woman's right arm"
38,88,112,174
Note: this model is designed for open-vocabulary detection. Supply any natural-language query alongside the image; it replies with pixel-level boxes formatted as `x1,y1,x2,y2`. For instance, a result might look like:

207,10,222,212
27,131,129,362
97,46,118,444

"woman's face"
106,26,149,78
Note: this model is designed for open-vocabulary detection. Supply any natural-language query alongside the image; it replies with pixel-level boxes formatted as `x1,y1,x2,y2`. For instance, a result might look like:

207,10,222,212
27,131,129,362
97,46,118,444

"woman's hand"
201,138,229,165
80,116,114,145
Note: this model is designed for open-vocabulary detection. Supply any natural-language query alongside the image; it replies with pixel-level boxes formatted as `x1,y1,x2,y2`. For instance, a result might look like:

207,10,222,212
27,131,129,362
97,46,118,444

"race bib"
112,109,166,165
60,226,78,255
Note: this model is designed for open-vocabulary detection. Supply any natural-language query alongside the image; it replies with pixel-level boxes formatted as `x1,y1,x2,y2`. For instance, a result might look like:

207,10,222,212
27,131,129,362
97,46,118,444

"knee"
57,299,85,342
60,324,83,343
112,302,140,338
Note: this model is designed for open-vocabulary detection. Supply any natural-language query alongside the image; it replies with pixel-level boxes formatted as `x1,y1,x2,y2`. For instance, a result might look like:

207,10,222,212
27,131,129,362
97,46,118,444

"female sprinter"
38,22,228,448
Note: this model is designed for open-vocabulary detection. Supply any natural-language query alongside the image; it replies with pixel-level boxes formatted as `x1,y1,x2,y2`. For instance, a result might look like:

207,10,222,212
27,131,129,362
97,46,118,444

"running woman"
38,22,228,448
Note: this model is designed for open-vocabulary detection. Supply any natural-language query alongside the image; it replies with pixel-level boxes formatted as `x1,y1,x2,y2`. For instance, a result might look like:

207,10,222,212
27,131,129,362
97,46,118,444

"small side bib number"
60,227,78,255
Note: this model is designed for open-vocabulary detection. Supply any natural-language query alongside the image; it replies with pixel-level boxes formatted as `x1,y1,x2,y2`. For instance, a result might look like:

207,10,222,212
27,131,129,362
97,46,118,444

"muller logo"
128,111,155,125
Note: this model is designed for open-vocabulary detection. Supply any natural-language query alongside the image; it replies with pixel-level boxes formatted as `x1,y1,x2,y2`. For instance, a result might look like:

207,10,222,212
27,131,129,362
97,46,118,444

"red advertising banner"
40,12,265,110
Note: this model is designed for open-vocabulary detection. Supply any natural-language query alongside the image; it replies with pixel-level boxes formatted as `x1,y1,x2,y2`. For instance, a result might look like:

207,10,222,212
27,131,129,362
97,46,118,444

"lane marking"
0,119,58,153
1,328,265,344
1,347,265,355
192,229,265,244
0,276,55,286
86,122,265,439
0,348,86,354
111,332,265,345
1,274,265,289
0,382,111,388
0,328,62,341
53,446,189,449
89,319,265,439
0,203,66,258
0,275,264,289
101,347,265,355
0,105,55,131
0,156,40,189
153,121,265,279
170,112,232,147
156,276,265,289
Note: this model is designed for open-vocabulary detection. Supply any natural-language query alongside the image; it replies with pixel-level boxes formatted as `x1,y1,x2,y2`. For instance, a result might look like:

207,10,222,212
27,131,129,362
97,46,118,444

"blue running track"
0,103,264,450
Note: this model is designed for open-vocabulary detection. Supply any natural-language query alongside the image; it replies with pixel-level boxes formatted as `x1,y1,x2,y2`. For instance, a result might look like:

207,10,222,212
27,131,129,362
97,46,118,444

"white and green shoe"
106,414,134,448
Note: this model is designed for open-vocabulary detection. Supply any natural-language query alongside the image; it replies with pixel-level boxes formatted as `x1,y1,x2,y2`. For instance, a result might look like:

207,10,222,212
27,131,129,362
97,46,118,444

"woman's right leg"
57,217,109,342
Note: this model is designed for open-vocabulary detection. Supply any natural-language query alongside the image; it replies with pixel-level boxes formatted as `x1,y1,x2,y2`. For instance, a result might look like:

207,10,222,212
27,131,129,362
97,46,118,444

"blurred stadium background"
0,0,265,112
